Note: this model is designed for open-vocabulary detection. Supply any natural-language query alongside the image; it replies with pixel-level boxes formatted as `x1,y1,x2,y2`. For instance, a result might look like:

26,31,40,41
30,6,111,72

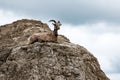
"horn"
49,20,57,23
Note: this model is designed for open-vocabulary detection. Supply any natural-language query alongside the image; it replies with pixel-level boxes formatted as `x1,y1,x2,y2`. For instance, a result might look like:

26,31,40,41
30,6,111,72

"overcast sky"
0,0,120,79
1,0,120,24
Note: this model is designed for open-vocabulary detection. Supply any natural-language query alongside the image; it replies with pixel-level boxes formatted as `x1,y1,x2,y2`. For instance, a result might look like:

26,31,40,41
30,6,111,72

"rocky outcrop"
0,19,109,80
0,19,69,46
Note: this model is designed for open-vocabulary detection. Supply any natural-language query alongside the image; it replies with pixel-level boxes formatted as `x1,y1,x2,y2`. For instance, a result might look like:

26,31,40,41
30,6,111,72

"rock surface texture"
0,19,109,80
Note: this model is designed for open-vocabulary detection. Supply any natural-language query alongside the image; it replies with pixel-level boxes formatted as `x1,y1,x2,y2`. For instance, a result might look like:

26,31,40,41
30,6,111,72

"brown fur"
27,20,61,44
27,32,57,44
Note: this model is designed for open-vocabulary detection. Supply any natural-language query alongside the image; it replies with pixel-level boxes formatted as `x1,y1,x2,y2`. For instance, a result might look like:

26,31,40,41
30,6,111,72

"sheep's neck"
53,29,58,37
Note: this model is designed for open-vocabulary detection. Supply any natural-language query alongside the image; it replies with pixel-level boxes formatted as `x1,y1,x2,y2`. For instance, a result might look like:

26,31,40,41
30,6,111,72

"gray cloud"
0,0,120,24
59,23,120,75
111,57,120,73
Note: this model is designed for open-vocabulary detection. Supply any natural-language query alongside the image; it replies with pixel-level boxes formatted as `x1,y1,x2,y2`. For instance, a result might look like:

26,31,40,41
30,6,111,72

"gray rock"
0,42,109,80
0,19,109,80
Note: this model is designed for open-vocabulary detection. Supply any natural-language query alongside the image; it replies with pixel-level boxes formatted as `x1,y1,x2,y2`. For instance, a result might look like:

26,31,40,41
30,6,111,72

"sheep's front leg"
27,35,38,44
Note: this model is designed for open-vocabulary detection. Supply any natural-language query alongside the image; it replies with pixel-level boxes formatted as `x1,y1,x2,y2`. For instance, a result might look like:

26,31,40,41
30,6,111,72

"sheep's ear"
58,21,62,26
59,23,62,26
52,23,55,25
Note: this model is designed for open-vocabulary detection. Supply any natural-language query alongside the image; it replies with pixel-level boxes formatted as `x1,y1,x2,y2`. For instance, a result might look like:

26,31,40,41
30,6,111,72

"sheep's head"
49,20,62,30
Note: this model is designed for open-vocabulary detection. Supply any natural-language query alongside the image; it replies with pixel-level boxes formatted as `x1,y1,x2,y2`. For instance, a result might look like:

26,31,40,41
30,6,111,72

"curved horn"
49,20,57,23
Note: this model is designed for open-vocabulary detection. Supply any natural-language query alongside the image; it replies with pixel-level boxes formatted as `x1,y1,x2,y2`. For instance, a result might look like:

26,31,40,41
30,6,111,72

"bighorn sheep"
27,20,61,44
